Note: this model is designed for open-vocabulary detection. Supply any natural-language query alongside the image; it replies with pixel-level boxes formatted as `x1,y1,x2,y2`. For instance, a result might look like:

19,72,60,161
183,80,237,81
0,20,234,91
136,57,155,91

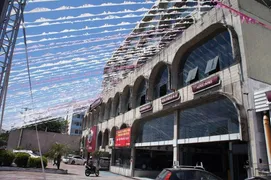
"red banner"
115,128,131,147
86,126,97,153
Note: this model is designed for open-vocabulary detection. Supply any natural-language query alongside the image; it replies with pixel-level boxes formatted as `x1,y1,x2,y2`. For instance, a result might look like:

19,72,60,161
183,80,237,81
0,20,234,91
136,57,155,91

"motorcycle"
85,164,99,177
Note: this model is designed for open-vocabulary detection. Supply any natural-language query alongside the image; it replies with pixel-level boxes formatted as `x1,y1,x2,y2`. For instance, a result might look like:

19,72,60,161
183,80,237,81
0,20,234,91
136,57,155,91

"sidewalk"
133,177,154,180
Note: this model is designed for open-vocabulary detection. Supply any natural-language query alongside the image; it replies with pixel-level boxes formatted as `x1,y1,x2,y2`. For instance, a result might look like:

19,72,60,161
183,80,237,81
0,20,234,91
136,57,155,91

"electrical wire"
22,13,46,180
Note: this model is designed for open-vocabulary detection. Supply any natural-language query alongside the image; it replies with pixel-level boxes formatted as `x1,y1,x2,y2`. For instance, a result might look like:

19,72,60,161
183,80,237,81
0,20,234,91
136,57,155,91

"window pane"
181,31,234,87
205,56,219,74
136,113,174,143
140,95,146,106
154,66,168,99
185,67,198,83
136,80,146,107
179,97,239,139
160,84,167,97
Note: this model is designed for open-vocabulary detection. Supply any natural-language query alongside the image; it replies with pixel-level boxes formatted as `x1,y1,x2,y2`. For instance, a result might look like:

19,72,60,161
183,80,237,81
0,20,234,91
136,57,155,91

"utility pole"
0,0,27,134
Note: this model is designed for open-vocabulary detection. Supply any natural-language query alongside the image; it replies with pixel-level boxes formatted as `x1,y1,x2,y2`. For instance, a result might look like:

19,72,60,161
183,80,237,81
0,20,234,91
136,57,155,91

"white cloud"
24,1,155,14
28,0,59,3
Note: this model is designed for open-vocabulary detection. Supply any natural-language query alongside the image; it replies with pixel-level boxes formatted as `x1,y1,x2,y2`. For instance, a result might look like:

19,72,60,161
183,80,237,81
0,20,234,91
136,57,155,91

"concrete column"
173,110,179,167
228,142,234,180
130,147,135,177
263,113,271,171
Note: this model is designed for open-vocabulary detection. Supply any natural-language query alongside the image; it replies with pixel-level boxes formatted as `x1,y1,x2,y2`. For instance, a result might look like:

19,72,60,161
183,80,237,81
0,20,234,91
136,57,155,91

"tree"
0,131,9,148
25,118,68,133
47,143,69,169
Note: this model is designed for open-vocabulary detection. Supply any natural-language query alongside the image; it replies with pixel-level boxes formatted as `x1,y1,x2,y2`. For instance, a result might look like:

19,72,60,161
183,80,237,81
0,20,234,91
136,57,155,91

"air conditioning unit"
109,138,114,147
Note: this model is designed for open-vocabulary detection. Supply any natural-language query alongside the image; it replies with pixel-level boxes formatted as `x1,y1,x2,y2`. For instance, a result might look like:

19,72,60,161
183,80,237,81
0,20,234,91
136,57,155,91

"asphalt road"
0,162,132,180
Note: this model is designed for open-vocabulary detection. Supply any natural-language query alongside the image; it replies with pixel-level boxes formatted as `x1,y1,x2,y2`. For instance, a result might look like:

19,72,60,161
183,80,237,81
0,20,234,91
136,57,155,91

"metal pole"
35,125,47,180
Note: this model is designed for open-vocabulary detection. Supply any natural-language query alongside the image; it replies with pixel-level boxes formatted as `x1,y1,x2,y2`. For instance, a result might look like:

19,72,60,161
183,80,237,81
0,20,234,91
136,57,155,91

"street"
0,163,132,180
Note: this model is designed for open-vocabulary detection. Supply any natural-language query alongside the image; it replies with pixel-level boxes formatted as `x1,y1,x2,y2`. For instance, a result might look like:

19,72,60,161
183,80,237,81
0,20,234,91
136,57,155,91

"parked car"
245,177,271,180
99,157,110,170
13,150,40,158
156,165,223,180
68,155,86,165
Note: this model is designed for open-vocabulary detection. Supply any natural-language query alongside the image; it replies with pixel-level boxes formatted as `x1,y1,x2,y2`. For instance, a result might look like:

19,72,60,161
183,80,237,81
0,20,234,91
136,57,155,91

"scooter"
85,164,99,177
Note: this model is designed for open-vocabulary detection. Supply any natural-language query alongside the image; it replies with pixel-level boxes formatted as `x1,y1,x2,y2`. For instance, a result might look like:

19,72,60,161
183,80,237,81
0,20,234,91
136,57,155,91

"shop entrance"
134,146,173,178
180,142,248,180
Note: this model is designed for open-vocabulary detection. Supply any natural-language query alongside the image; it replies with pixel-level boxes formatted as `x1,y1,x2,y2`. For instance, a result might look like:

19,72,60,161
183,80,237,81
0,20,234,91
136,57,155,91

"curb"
0,166,68,174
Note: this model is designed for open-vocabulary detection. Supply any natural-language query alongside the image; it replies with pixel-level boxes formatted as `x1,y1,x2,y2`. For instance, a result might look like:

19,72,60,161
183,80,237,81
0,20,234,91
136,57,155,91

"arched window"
97,131,102,148
136,114,174,143
103,129,109,147
120,123,128,129
136,79,147,108
112,93,120,117
93,110,99,125
99,104,105,122
181,30,235,87
104,99,112,120
179,97,239,139
122,86,131,113
153,65,169,99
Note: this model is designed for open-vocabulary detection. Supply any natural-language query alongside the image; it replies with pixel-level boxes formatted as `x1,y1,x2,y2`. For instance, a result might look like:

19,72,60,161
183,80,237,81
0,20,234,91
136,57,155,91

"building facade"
82,0,271,179
68,112,83,136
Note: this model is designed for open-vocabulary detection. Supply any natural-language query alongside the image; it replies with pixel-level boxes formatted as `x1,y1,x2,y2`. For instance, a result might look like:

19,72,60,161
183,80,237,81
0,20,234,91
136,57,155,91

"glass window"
185,67,198,83
154,66,169,99
205,56,219,74
136,113,174,143
123,89,131,113
136,79,147,107
179,97,239,139
113,96,120,116
181,30,234,87
106,101,111,119
255,0,271,8
112,149,131,168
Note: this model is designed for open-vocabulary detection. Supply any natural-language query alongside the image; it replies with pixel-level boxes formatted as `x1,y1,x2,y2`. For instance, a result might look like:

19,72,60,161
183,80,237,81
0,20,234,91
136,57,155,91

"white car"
13,150,40,158
68,155,86,165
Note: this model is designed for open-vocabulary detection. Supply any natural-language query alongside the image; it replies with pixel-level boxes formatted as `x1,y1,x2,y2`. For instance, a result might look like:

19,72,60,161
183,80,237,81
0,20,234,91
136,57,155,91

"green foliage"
0,132,9,147
92,151,110,159
15,146,24,150
25,118,67,133
14,152,30,167
27,157,47,168
47,143,69,159
0,150,15,166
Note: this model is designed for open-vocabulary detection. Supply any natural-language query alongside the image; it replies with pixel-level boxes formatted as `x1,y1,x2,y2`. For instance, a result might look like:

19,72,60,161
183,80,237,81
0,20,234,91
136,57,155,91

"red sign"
86,126,97,152
266,91,271,102
161,91,180,105
139,103,152,114
115,128,131,147
192,75,220,93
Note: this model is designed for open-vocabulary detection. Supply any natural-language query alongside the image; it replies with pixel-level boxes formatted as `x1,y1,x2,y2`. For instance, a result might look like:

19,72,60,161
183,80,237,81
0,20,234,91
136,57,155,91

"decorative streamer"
215,1,271,31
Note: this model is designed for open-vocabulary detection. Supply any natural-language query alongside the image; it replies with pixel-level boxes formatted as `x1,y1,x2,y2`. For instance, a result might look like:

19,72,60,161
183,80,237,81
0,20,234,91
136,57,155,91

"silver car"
67,155,86,165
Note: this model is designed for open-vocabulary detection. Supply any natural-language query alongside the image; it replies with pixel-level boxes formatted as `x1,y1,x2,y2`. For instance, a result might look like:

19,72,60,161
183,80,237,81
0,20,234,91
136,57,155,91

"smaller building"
67,112,84,136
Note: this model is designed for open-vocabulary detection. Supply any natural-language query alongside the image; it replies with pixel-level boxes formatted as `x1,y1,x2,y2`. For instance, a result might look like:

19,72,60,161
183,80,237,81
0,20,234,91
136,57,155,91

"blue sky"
3,0,154,129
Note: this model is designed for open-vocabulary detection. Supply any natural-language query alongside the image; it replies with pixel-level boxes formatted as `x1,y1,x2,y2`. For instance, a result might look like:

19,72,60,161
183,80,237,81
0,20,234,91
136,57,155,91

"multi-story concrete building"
68,112,83,136
82,0,271,179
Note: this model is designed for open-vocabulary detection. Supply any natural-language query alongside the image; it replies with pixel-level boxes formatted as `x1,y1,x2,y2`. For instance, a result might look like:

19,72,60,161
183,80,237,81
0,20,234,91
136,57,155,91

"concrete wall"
110,166,131,177
238,0,271,85
134,170,161,179
7,129,80,153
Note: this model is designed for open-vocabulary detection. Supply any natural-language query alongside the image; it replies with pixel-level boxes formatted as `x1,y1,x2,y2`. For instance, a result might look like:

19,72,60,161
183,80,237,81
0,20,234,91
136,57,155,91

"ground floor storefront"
107,95,250,179
110,142,248,180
